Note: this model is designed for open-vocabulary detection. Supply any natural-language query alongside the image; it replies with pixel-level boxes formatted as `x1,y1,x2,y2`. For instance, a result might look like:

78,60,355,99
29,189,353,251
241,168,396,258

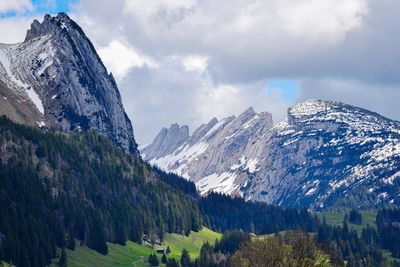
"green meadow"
51,227,221,267
317,211,377,235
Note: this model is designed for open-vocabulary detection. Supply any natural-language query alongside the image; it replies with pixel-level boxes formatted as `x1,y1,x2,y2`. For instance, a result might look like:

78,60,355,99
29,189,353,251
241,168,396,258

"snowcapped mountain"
142,100,400,210
142,107,274,195
0,13,137,154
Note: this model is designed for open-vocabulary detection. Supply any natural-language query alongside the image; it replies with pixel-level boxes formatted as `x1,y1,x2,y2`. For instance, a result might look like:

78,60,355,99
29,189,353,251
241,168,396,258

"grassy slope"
317,211,400,262
51,227,221,267
160,227,221,258
0,262,14,267
317,211,377,235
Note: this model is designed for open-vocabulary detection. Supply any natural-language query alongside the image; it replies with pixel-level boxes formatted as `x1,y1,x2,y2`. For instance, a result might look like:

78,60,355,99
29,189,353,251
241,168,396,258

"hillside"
317,211,377,235
50,228,221,267
0,116,201,267
0,115,329,266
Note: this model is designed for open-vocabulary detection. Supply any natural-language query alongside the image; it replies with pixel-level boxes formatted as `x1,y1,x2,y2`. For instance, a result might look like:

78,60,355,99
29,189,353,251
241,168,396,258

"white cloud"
2,0,399,143
69,0,400,142
182,55,208,72
222,0,367,44
123,0,196,21
276,0,367,43
97,40,158,81
0,0,33,14
196,82,289,125
0,16,34,43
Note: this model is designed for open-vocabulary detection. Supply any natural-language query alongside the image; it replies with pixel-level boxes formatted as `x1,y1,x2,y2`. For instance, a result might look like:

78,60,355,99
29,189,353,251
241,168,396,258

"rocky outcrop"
0,80,43,126
0,13,138,154
142,123,189,160
142,107,274,195
142,100,400,210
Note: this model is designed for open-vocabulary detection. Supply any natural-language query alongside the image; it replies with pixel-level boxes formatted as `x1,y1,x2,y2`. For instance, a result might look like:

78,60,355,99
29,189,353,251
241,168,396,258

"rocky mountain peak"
166,123,190,143
288,99,333,119
190,118,219,141
142,123,190,159
238,106,255,119
26,13,72,41
0,13,138,154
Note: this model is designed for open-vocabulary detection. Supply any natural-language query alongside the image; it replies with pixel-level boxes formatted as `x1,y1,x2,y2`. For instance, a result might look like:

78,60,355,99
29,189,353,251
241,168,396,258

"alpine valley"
1,12,400,267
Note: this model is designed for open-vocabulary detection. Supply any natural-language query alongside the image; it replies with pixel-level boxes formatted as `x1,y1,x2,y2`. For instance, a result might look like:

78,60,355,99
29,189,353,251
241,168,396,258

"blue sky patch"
267,80,299,102
0,0,77,18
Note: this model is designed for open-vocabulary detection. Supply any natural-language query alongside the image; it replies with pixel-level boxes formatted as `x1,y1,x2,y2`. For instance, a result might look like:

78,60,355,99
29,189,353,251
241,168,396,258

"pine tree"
148,254,159,266
343,213,349,224
180,249,192,267
67,225,76,250
59,247,67,267
166,258,180,267
198,242,215,267
161,253,167,264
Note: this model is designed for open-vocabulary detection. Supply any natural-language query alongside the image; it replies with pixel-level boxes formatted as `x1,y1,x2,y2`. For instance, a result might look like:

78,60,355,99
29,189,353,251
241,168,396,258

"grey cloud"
118,57,289,144
74,0,400,85
59,0,400,141
3,1,399,145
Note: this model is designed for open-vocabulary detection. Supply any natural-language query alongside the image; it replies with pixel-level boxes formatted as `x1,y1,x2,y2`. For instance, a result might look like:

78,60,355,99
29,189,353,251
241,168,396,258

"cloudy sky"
1,0,399,144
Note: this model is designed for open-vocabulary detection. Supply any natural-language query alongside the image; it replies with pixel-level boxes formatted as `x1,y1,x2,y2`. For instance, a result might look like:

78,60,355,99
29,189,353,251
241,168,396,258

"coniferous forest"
1,116,400,266
0,116,201,266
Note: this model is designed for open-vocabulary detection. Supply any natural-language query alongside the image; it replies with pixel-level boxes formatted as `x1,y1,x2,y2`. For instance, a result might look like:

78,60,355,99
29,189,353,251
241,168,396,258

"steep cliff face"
142,107,274,196
143,100,400,210
0,13,138,154
242,100,400,209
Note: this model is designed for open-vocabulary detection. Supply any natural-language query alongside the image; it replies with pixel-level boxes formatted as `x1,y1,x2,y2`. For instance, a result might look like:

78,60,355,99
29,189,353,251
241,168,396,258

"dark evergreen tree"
161,253,167,264
316,217,384,266
344,213,349,224
349,210,362,225
59,247,67,267
197,242,216,267
199,193,319,235
376,208,400,258
148,253,159,266
166,258,180,267
67,225,76,250
180,249,192,267
151,166,198,198
213,231,250,254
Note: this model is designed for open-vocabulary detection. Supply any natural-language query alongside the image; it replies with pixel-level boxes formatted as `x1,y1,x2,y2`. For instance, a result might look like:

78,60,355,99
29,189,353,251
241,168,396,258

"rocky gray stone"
0,13,138,154
142,100,400,210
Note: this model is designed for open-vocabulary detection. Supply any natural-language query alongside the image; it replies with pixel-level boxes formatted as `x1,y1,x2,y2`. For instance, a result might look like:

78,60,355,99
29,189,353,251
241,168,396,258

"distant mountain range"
0,13,137,154
142,99,400,210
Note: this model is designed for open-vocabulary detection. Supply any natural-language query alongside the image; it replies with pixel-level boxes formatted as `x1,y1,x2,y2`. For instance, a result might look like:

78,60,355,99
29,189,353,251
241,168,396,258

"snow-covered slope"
0,13,138,154
142,100,400,210
142,107,274,195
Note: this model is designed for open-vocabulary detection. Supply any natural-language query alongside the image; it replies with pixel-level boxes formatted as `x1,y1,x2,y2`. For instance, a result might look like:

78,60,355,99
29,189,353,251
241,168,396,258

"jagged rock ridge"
142,100,400,210
0,13,137,154
142,107,274,196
